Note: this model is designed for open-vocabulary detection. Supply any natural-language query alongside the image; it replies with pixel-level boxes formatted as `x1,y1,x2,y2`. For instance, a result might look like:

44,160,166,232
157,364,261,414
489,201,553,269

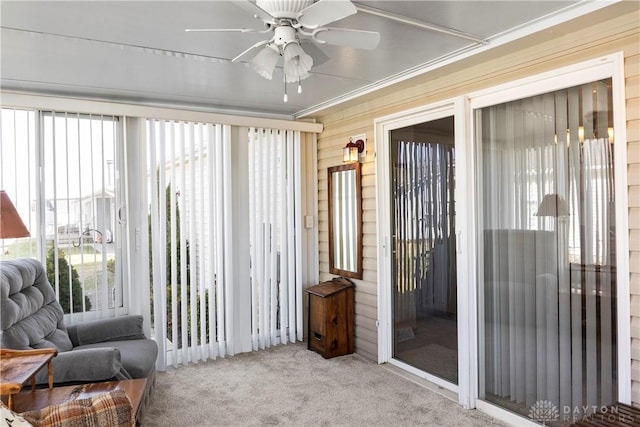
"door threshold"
381,362,458,403
475,400,539,426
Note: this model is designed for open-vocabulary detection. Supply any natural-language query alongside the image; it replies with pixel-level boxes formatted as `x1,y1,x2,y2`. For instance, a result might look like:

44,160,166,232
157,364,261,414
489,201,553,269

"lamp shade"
536,193,569,217
283,42,312,82
0,190,30,238
250,45,280,80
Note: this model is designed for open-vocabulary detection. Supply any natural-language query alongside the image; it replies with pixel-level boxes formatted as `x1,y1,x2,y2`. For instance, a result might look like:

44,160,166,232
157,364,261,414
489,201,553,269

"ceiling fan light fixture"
283,42,313,81
191,0,381,99
257,0,314,19
250,44,280,80
285,71,309,83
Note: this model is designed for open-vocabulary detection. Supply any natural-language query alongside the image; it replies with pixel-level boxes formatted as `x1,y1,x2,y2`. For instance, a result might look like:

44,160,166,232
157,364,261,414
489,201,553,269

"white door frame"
374,52,629,415
374,97,473,406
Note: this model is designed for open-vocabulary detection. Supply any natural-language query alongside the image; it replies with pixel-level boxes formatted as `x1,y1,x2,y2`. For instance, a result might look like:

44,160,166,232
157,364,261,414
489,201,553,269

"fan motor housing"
257,0,314,19
273,25,298,46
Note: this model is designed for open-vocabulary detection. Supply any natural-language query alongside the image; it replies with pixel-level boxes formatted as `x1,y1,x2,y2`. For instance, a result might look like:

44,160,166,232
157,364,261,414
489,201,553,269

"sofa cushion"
34,347,125,385
74,339,158,379
67,315,146,346
0,259,72,351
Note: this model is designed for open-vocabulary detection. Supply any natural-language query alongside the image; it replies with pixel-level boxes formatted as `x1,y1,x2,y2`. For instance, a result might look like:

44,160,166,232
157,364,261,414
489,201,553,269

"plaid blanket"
20,390,134,427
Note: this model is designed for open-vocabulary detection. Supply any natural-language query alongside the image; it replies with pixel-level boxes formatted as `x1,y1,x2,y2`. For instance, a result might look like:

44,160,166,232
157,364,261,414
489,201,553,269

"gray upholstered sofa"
0,258,157,423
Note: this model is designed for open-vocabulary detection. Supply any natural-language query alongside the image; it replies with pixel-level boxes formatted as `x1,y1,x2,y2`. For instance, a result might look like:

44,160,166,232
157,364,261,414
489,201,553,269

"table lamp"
0,190,30,238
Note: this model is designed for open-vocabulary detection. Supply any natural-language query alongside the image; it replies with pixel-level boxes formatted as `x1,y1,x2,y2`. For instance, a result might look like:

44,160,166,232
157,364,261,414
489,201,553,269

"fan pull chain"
283,74,288,103
298,78,302,94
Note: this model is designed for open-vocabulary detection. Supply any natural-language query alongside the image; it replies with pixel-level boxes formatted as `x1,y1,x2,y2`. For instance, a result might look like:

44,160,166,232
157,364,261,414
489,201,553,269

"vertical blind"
147,120,229,368
3,109,306,367
392,140,456,329
148,122,304,368
248,128,303,350
478,79,616,419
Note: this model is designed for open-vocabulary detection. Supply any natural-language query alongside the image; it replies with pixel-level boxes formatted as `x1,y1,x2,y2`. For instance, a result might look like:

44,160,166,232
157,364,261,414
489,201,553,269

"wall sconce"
343,135,366,163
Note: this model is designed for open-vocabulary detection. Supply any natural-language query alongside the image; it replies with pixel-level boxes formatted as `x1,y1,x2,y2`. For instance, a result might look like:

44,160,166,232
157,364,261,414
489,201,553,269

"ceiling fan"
186,0,380,101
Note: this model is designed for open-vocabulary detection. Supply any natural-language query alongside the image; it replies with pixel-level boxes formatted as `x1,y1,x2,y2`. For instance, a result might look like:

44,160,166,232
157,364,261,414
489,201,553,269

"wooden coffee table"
5,378,147,420
0,348,58,409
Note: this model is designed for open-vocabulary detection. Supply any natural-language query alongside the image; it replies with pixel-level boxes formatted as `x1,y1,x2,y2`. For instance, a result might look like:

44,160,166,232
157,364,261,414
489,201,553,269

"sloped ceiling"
0,1,618,118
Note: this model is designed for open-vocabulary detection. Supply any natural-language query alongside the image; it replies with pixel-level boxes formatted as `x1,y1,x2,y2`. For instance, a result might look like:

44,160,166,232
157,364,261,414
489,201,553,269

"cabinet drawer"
308,330,325,353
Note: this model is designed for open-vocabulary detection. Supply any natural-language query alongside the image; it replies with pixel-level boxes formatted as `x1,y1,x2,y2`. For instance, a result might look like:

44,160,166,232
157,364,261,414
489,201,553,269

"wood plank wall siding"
310,2,640,395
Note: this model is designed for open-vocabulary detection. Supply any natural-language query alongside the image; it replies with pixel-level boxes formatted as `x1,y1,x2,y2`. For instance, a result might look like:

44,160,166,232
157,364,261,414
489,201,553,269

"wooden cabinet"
305,277,355,359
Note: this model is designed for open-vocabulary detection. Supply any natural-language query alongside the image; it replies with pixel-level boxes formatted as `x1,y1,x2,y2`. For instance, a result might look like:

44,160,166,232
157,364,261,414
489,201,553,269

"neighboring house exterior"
310,1,639,421
43,188,115,245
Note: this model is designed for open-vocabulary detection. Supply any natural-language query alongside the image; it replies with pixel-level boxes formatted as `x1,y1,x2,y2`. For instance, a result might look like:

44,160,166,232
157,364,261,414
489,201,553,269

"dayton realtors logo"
529,400,638,425
529,400,559,425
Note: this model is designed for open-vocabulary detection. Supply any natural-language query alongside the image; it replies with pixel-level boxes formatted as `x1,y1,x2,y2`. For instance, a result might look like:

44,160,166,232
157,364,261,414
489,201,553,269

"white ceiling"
0,1,615,119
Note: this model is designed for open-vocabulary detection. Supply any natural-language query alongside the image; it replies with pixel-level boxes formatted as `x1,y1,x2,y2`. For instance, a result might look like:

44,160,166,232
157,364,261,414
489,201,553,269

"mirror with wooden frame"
328,163,362,280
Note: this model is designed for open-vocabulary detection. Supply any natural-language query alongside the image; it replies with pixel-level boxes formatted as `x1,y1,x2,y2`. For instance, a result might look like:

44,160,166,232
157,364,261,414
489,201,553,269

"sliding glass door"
476,79,617,424
1,109,124,319
390,116,458,385
42,112,123,317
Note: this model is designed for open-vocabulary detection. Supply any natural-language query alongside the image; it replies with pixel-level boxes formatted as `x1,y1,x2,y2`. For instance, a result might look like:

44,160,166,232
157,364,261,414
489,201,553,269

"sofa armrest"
67,315,146,346
34,347,124,385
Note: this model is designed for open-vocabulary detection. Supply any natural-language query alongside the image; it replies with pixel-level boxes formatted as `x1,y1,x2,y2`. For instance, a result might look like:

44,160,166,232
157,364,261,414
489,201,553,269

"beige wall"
311,2,640,400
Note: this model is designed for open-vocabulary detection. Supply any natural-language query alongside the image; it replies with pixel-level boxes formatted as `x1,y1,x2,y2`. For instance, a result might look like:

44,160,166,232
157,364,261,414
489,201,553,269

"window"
1,108,125,319
476,79,618,423
1,108,37,256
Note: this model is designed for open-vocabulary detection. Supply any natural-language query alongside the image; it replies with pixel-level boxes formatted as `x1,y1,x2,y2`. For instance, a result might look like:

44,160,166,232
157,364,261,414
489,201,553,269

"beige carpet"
142,343,506,427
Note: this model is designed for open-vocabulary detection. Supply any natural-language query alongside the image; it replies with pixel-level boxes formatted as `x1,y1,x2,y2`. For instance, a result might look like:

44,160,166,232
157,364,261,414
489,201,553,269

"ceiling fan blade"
185,28,264,33
232,0,275,24
313,28,380,50
232,39,270,62
300,40,330,67
297,0,357,29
